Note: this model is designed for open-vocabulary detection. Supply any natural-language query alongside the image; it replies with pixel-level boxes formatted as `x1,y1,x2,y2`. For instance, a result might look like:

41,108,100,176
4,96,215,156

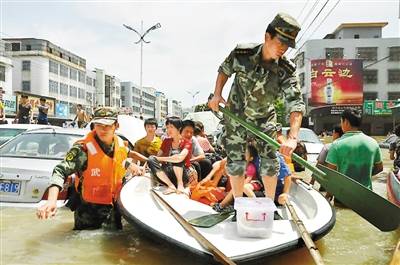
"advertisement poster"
310,59,363,106
16,94,55,116
56,102,69,118
3,94,17,114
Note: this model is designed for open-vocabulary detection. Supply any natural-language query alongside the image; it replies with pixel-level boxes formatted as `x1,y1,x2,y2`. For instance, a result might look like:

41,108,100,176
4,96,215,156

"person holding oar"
208,13,305,206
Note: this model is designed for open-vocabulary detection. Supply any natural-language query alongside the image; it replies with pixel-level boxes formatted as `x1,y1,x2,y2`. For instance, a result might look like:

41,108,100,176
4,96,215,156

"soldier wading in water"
37,107,146,230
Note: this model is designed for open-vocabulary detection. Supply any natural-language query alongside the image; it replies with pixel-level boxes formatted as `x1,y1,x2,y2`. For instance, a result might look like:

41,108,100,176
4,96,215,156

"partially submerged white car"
0,124,59,146
282,127,324,164
0,127,85,207
0,125,138,207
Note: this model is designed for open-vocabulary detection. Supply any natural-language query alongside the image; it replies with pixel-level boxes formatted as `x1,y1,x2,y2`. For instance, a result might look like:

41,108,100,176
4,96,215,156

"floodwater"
1,143,399,265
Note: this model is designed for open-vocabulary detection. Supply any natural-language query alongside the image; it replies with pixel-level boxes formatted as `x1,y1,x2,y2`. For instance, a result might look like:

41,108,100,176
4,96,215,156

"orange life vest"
74,131,127,205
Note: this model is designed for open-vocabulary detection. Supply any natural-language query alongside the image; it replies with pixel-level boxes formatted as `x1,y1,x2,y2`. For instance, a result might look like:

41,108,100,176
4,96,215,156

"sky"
1,0,399,108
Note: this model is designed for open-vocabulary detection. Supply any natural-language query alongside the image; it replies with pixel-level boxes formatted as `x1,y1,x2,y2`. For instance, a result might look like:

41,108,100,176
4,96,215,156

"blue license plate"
0,181,21,195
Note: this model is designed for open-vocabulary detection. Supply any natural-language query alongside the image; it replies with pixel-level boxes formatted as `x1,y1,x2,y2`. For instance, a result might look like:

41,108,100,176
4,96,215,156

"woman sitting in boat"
147,117,192,195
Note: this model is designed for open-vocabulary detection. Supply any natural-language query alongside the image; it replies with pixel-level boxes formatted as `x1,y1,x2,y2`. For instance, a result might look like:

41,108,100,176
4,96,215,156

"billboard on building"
310,59,363,106
3,94,17,115
56,102,69,118
16,93,55,116
363,100,400,115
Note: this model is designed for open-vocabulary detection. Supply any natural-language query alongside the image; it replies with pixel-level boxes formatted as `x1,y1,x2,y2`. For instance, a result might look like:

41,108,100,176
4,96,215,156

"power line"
296,0,330,50
291,0,341,59
296,0,311,21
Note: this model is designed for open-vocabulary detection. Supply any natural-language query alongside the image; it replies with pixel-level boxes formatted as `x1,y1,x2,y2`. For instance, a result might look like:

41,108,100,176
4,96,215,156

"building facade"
167,98,183,118
155,91,168,125
294,23,400,135
4,38,96,120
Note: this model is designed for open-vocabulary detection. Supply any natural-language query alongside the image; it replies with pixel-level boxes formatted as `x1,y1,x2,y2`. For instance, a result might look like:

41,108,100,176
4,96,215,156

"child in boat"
213,149,292,212
212,143,263,211
147,117,192,195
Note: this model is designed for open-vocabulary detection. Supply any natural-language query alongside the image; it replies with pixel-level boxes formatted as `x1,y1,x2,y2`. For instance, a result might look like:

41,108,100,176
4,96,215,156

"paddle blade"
317,164,400,232
189,212,233,228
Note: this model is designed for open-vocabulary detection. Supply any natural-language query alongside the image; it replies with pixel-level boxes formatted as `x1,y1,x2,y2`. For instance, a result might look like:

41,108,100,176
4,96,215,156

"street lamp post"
123,21,161,117
187,90,200,112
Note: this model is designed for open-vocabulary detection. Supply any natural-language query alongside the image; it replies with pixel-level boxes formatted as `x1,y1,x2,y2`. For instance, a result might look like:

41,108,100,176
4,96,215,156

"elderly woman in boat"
147,117,193,194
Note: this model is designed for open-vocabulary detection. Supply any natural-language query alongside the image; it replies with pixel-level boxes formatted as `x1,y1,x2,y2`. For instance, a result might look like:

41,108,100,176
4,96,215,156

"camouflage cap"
269,12,301,48
92,107,118,125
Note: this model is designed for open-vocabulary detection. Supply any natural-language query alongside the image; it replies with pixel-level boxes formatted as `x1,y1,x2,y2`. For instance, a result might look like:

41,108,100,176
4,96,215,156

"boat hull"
387,171,400,207
118,176,335,263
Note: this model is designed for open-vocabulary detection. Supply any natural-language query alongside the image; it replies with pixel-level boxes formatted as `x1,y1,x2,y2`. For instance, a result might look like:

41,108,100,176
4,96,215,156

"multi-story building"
0,39,14,115
167,98,183,118
120,82,156,120
155,91,168,125
4,38,96,120
294,22,400,135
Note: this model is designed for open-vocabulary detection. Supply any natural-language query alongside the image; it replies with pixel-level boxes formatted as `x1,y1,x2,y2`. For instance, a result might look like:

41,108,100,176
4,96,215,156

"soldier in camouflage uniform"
37,107,146,230
209,13,305,203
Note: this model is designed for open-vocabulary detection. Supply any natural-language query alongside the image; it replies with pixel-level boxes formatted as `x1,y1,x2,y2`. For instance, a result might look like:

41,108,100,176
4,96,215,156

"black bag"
293,142,307,172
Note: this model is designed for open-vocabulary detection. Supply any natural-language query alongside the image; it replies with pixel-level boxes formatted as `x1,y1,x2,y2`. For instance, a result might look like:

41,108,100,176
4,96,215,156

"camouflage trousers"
223,114,280,177
73,200,122,230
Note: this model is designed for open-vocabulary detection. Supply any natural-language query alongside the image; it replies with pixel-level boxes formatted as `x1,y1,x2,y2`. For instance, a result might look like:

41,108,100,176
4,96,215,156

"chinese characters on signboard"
363,100,400,115
310,59,363,106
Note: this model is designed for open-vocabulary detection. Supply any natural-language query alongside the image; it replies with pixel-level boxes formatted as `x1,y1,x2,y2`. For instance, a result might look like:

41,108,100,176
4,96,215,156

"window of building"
78,71,85,83
86,92,93,103
49,60,59,74
70,86,77,98
121,86,125,92
22,81,30,91
93,79,96,87
325,48,344,59
22,61,31,71
60,83,69,96
86,76,93,86
70,68,77,80
60,64,69,77
388,69,400,83
389,47,400,61
356,47,377,61
78,88,85,99
363,69,378,84
296,52,305,68
26,45,31,51
11,43,21,51
49,80,59,94
69,103,75,116
299,72,305,87
0,65,5,82
354,34,359,39
363,92,378,100
388,92,400,100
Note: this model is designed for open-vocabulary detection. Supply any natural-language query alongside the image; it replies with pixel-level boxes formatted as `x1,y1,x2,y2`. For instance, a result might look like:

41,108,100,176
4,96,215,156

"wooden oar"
219,106,400,232
150,189,236,265
285,199,324,265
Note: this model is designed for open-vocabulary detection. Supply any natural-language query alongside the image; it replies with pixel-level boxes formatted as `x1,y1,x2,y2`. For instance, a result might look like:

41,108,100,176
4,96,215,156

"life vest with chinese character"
75,131,127,205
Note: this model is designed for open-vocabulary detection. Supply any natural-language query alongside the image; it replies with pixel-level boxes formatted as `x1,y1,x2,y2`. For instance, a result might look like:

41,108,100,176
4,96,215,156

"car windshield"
0,128,26,145
282,128,321,144
0,132,82,159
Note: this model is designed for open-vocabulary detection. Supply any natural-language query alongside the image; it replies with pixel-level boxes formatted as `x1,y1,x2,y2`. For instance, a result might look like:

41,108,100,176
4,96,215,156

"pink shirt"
195,135,213,152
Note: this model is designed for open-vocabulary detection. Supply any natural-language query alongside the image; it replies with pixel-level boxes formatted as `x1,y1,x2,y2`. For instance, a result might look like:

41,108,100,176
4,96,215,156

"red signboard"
310,59,363,106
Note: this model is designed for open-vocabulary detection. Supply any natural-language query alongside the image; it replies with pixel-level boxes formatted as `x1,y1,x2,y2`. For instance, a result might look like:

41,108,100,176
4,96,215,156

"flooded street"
1,145,399,265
